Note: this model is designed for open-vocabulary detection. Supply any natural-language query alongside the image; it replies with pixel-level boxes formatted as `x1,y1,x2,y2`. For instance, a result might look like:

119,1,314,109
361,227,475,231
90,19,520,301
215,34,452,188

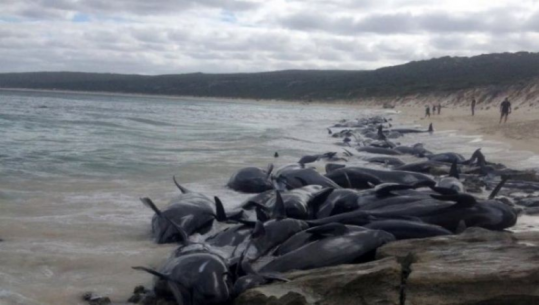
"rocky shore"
86,113,539,305
235,228,539,305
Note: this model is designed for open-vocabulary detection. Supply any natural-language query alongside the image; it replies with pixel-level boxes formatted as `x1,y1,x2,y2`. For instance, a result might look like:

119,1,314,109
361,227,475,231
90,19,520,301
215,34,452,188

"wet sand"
396,105,539,155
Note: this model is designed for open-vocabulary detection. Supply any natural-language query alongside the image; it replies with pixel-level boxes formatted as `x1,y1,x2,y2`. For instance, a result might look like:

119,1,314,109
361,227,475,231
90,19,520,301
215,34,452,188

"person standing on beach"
499,98,512,123
471,99,476,116
425,105,431,118
432,105,437,115
437,103,441,115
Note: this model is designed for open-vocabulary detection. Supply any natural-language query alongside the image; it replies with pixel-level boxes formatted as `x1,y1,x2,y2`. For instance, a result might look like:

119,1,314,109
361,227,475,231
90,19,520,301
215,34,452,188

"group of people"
471,97,512,123
424,103,442,117
425,98,512,123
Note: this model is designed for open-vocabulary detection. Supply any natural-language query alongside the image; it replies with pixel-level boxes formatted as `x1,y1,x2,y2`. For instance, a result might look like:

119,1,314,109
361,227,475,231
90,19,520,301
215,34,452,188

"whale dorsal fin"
308,188,335,218
273,191,287,220
255,206,269,222
141,197,162,216
252,220,266,239
449,160,460,179
213,197,228,222
141,198,190,245
173,176,190,194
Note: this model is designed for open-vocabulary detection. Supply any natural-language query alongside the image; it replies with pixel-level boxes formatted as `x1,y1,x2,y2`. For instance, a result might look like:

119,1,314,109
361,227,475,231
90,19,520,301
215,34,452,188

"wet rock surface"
380,228,539,305
236,228,539,305
235,257,401,305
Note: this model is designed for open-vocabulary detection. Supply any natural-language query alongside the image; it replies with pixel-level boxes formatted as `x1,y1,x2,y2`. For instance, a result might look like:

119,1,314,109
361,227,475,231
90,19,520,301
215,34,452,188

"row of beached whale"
131,115,520,305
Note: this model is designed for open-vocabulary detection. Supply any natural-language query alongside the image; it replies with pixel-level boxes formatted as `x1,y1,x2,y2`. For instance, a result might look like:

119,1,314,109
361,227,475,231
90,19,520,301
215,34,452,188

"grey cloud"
279,7,539,35
1,1,539,74
0,0,260,21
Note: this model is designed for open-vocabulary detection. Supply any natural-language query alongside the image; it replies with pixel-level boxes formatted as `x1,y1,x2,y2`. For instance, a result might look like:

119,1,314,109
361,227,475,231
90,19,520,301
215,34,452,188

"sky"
1,0,539,74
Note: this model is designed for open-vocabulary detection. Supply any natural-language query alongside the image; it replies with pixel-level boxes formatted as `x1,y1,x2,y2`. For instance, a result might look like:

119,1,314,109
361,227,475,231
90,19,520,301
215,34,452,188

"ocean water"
1,90,538,305
0,90,384,305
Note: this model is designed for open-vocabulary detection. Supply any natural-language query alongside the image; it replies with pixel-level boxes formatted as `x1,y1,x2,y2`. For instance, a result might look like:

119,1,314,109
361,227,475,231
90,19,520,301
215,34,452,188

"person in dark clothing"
432,105,437,115
471,99,476,116
437,103,441,115
499,98,511,123
425,105,431,118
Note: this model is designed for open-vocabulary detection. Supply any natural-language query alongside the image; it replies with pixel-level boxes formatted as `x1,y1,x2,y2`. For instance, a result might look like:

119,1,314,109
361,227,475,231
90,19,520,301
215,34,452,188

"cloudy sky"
1,0,539,74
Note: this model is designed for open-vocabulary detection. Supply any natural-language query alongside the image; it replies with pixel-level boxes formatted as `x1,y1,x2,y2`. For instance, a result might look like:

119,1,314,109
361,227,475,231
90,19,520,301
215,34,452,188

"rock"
92,297,111,305
462,176,486,194
517,197,539,207
377,228,539,305
133,285,146,294
138,293,158,305
81,292,111,305
127,294,142,303
234,257,401,305
82,292,93,301
495,195,515,207
524,206,539,215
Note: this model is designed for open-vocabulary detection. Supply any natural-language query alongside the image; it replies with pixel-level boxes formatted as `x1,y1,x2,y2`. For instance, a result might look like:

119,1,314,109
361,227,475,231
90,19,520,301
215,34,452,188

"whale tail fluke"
463,148,482,166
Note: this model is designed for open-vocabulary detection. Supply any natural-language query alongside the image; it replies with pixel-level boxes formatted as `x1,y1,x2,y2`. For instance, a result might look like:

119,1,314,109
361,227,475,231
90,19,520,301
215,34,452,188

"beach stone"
524,206,539,215
462,178,484,193
377,228,539,305
517,197,539,207
133,285,146,294
127,293,142,303
81,292,111,305
234,257,401,305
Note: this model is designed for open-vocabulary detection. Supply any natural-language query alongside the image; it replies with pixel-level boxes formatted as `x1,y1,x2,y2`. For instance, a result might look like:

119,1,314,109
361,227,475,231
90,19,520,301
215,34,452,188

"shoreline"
3,87,539,157
396,105,539,156
0,87,362,109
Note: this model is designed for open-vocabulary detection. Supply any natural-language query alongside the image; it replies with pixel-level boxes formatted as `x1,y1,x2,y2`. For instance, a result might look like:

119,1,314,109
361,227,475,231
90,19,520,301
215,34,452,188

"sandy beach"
396,104,539,155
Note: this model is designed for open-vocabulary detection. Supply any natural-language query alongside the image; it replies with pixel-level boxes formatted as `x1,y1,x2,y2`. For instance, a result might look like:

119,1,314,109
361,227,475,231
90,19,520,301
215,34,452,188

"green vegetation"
1,52,539,101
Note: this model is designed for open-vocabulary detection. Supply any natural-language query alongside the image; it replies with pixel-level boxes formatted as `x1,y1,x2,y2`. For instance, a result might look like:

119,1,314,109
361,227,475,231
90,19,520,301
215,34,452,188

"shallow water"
1,90,538,305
